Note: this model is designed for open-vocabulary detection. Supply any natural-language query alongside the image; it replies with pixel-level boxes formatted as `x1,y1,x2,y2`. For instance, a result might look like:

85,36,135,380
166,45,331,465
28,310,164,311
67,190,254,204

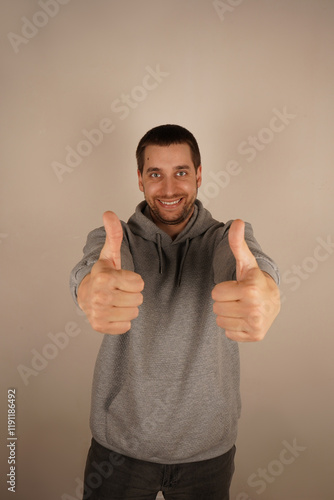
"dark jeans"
82,438,236,500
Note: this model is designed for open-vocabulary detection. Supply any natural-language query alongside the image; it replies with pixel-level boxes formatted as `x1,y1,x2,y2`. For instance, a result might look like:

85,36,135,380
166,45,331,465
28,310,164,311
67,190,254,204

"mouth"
157,198,183,208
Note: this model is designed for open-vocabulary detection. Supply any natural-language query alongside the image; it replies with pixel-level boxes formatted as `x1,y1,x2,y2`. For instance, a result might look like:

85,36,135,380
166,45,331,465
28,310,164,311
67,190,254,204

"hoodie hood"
127,199,218,245
126,199,219,284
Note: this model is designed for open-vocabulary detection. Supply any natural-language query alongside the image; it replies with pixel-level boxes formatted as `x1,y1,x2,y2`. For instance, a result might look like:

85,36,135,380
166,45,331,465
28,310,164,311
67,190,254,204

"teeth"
160,199,181,206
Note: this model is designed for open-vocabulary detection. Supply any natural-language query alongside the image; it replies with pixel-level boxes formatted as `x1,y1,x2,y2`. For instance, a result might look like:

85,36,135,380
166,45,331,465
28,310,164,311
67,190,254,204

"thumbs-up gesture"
77,211,144,335
212,220,280,342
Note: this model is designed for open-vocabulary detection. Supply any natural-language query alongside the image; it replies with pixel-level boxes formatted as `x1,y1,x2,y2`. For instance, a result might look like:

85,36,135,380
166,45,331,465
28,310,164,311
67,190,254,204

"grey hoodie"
70,200,280,464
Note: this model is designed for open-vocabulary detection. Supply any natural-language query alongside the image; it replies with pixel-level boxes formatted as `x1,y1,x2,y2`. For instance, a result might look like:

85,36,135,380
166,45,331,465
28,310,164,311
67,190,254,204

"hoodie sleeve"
69,223,135,306
213,220,280,285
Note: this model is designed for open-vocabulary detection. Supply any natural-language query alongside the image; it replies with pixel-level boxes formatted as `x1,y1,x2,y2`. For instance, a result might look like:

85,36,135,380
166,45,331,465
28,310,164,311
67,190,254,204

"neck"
150,207,195,240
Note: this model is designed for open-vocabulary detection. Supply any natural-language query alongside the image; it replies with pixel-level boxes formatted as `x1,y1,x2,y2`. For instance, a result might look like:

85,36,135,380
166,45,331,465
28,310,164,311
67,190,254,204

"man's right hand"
77,211,144,335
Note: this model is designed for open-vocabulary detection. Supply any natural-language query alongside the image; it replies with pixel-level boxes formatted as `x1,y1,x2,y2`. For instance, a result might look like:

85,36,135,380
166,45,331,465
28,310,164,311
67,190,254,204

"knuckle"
90,310,110,331
128,307,139,320
225,330,236,341
133,293,143,307
122,321,132,333
90,317,103,332
245,284,260,301
131,307,140,320
91,292,106,307
93,272,107,286
107,290,118,305
248,316,266,341
216,316,224,329
94,270,117,288
138,292,144,306
91,288,119,308
212,302,220,315
252,331,265,342
249,309,263,327
110,322,131,335
211,285,221,301
138,278,145,291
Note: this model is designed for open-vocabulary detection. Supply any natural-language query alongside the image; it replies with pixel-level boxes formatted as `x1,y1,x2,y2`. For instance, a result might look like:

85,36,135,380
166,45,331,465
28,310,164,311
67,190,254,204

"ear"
137,169,144,192
196,165,202,188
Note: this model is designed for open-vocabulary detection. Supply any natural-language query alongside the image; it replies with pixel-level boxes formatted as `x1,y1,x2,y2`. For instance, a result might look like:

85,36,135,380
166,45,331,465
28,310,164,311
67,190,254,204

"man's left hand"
212,220,280,342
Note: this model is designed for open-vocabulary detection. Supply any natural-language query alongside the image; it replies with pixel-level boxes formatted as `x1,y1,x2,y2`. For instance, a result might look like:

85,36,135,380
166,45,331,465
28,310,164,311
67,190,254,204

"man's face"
137,143,202,236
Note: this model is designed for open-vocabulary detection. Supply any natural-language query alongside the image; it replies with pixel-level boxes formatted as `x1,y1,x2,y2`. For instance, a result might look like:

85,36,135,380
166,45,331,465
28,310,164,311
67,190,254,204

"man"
70,124,280,500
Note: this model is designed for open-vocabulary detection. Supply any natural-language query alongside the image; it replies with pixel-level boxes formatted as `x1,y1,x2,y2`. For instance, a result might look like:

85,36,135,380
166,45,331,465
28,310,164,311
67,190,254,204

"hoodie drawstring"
156,235,191,286
156,233,163,274
178,238,190,287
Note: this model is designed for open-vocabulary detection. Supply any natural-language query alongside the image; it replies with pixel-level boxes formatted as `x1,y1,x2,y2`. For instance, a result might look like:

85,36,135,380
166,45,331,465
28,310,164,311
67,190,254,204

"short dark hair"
136,124,201,174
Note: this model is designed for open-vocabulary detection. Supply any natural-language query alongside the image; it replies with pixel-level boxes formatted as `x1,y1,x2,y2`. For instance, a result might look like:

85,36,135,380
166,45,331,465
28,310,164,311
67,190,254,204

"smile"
157,198,182,207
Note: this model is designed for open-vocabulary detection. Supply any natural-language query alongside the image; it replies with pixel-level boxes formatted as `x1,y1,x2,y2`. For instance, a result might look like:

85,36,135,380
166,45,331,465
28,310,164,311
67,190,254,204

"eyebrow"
145,165,192,174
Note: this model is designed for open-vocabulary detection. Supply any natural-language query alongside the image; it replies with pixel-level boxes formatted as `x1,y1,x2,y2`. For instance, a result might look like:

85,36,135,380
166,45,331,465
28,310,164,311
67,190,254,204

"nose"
161,175,178,196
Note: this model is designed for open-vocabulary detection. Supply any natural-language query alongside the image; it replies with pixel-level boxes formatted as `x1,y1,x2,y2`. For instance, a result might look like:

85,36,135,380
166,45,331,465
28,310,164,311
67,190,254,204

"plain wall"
1,1,333,499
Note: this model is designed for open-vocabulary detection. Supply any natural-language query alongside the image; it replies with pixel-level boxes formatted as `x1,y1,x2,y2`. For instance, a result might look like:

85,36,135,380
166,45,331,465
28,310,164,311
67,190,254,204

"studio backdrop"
1,1,333,499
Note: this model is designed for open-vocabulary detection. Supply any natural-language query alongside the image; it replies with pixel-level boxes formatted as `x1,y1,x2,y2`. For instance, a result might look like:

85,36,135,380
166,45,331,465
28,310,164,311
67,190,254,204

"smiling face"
137,143,202,238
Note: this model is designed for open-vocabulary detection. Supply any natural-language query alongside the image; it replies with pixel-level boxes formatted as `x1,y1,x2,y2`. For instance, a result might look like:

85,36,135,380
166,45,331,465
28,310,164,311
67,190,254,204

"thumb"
228,219,258,281
99,211,123,270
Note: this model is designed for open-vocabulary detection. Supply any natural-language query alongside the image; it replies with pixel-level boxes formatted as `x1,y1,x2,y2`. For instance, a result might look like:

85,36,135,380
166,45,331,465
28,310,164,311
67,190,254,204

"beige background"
1,1,333,499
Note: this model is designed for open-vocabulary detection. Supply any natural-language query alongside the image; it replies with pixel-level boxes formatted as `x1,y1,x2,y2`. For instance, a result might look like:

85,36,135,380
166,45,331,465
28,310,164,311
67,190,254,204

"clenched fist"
77,211,144,335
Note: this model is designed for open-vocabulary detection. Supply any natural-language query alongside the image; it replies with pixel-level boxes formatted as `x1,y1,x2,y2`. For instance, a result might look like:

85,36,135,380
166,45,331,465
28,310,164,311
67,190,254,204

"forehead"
143,143,194,171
